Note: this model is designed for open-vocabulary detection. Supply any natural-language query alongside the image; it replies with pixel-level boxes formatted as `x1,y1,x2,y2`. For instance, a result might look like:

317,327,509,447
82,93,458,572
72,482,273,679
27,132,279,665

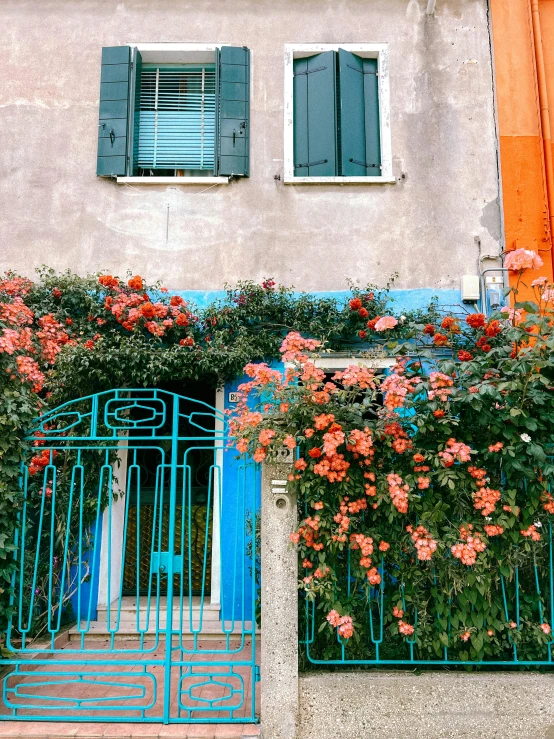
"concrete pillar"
261,461,298,739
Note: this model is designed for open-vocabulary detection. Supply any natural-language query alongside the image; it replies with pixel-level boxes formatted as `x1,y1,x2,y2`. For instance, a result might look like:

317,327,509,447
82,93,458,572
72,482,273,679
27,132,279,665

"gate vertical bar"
163,394,180,723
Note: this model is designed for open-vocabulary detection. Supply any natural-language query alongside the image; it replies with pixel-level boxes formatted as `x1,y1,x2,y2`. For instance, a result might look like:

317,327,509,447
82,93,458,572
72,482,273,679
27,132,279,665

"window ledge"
284,176,396,185
116,176,231,185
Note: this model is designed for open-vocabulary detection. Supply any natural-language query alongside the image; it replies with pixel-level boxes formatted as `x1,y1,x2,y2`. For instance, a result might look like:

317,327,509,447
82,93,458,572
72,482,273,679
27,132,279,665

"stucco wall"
297,672,554,739
0,0,500,292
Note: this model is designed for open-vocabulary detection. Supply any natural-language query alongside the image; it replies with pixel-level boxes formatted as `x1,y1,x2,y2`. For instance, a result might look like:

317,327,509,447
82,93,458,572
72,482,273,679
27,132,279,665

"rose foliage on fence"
230,250,554,664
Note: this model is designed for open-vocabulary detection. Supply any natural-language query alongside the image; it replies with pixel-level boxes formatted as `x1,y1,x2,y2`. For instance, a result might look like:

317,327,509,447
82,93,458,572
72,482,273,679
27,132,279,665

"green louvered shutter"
293,51,337,177
97,46,132,176
338,49,381,176
217,46,250,176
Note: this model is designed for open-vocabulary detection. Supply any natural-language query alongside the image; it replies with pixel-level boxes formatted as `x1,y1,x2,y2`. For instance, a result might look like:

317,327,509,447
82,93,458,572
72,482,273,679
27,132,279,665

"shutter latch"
349,158,381,169
294,66,327,76
347,64,378,76
294,159,328,169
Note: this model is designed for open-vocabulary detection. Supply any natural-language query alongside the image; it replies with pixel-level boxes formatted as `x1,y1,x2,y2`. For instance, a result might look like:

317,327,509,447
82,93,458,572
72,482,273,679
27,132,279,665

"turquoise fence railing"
0,389,260,723
301,488,554,667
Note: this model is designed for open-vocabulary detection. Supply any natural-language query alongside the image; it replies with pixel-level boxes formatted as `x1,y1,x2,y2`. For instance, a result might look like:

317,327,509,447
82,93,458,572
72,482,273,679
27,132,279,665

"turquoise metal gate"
0,389,259,724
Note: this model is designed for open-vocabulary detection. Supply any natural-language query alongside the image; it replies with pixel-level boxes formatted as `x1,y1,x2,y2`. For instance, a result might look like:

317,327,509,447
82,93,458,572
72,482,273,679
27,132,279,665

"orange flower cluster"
36,314,71,364
439,438,472,466
473,487,501,516
380,364,421,410
290,516,324,551
468,466,488,487
541,492,554,514
279,331,321,362
346,427,374,458
387,472,409,514
484,524,504,537
407,524,437,561
451,526,486,565
332,364,376,389
398,620,415,636
428,371,454,402
98,274,120,289
350,533,374,560
0,297,34,326
383,421,413,454
313,453,350,483
314,413,335,430
326,610,354,639
15,356,45,392
244,362,283,385
323,422,346,456
101,276,195,339
0,274,32,296
466,313,486,329
0,327,33,355
441,316,460,333
521,524,541,541
29,448,57,476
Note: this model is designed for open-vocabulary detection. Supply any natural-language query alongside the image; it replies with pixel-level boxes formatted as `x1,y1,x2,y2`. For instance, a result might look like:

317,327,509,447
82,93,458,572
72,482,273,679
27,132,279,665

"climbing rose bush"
231,253,554,663
0,267,433,631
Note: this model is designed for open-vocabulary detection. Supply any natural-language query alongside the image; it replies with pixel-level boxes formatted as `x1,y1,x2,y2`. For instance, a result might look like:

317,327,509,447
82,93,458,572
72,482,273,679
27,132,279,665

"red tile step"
0,722,261,739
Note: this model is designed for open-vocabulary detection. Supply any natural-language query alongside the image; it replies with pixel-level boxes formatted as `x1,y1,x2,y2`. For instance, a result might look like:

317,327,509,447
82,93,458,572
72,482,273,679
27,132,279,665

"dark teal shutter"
338,49,381,176
293,51,337,177
97,46,132,176
217,46,250,177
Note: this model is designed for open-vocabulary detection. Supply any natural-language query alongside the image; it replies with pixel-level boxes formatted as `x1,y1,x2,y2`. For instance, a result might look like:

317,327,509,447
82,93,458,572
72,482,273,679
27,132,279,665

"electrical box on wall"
461,275,480,303
485,274,504,309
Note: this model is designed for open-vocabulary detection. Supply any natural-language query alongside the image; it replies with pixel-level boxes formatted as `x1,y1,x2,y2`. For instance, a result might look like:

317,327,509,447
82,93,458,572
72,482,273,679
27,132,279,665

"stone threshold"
0,722,261,739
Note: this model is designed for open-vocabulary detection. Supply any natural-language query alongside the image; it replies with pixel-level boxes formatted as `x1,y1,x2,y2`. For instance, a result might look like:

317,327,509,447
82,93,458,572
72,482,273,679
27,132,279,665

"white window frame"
284,43,394,185
117,44,233,186
284,356,395,373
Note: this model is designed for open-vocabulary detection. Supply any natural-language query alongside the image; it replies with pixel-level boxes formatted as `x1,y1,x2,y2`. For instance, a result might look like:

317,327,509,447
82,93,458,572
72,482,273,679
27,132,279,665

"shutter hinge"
294,66,327,76
254,666,261,682
347,64,378,76
349,159,382,169
294,159,328,169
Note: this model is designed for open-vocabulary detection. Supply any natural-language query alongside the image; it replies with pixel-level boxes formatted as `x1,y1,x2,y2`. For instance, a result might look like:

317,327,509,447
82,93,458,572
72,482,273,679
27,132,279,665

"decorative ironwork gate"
1,389,259,724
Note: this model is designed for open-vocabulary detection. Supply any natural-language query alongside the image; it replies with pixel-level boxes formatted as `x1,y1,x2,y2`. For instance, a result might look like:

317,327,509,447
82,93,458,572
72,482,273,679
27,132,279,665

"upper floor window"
284,44,394,184
96,45,250,184
137,65,217,175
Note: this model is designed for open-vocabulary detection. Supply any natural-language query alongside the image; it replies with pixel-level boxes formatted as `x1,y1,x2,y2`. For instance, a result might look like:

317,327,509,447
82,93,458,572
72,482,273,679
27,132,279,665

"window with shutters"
97,44,250,184
284,44,394,184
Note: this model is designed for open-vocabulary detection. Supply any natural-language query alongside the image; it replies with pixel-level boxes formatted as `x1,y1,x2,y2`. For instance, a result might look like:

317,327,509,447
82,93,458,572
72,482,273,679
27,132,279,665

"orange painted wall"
490,0,554,302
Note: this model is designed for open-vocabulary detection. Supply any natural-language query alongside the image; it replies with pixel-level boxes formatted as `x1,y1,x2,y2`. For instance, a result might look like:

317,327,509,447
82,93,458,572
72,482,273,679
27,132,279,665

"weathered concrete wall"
298,672,554,739
0,0,500,292
261,462,298,739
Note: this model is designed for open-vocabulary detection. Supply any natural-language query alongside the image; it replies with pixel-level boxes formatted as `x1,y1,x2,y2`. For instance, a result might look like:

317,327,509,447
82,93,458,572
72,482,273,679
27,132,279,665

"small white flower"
400,315,407,323
534,521,543,528
485,516,492,522
520,433,531,443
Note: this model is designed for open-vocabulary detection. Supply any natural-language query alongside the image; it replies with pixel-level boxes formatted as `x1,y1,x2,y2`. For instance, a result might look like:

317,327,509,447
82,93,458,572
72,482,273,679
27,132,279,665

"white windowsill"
284,176,396,185
116,176,230,185
284,356,396,370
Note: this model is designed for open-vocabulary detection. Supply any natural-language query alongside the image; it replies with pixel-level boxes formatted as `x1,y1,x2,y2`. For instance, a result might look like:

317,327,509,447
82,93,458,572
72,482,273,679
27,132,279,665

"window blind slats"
138,68,216,170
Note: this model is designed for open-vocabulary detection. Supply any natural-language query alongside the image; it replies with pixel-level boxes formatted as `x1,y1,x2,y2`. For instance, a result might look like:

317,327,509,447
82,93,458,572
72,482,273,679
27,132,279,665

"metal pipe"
426,0,436,14
530,0,554,268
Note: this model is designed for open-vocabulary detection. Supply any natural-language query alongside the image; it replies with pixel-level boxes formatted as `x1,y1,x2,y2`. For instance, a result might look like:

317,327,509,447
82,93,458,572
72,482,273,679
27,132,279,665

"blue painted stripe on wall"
170,288,466,312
